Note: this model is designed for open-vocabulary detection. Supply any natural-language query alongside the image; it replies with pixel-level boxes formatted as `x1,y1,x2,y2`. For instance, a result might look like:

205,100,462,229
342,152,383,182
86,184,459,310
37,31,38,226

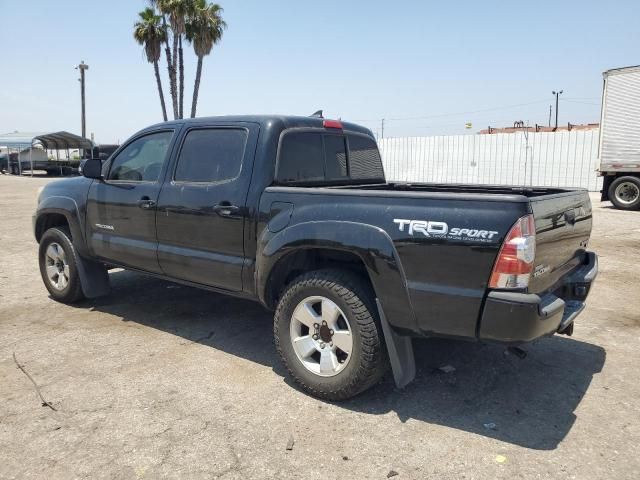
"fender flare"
35,196,110,298
35,196,89,254
256,220,418,333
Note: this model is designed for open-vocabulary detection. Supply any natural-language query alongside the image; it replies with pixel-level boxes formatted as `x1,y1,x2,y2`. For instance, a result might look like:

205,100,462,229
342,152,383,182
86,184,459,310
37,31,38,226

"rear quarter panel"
258,187,529,339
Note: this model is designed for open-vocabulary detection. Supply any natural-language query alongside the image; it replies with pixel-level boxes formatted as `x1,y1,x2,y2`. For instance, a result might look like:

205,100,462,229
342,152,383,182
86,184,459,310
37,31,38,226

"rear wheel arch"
257,221,418,332
263,248,374,310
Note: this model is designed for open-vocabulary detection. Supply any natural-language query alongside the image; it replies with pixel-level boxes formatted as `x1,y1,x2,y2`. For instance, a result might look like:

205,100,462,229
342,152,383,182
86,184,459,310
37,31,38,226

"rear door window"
174,128,247,183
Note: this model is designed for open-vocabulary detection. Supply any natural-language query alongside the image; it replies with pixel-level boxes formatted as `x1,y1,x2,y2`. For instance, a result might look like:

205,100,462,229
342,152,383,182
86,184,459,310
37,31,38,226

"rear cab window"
276,130,384,185
276,132,324,183
347,134,385,180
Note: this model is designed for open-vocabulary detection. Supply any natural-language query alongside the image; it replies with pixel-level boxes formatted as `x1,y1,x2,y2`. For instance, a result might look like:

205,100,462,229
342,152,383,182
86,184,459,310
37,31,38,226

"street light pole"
552,90,563,129
75,61,89,138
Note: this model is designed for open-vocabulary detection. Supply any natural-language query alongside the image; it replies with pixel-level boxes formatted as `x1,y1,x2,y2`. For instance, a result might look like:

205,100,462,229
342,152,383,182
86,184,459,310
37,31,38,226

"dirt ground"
1,173,639,480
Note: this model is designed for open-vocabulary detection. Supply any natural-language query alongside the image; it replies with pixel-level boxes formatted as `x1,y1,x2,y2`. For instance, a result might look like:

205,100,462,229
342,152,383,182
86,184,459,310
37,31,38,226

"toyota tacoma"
34,115,598,400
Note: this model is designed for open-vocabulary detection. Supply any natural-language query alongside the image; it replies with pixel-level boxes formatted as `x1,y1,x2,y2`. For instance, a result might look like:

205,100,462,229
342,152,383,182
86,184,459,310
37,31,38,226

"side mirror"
82,158,103,180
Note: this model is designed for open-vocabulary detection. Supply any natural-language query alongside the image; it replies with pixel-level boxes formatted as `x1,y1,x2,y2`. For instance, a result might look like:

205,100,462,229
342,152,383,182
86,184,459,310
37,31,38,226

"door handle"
213,203,241,217
138,197,156,209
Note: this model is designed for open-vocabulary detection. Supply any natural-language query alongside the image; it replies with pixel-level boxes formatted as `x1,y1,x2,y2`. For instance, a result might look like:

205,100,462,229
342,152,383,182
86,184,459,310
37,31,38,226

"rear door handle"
138,197,156,209
213,204,241,217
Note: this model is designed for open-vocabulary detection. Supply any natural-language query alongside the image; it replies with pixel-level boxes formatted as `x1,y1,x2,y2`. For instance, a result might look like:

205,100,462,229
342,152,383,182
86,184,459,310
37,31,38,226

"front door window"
108,131,173,182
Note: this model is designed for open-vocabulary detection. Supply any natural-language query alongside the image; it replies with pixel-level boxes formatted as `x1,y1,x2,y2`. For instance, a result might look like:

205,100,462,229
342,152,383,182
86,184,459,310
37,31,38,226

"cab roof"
146,115,374,137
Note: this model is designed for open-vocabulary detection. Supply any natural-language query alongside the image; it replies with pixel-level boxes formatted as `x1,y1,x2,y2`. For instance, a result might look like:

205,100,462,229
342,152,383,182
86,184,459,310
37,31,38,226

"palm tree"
186,1,226,118
134,7,168,121
157,0,194,119
149,0,177,120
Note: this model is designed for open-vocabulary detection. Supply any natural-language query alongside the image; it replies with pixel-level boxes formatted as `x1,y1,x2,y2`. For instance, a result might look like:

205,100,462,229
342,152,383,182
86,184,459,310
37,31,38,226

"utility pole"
552,90,563,129
75,61,89,138
548,104,552,127
381,119,385,139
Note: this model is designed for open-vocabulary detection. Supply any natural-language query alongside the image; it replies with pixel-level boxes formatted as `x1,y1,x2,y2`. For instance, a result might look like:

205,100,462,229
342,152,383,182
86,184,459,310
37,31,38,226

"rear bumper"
479,252,598,343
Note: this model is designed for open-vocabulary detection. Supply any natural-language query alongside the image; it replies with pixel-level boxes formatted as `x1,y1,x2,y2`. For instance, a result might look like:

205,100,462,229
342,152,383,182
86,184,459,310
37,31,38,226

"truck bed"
262,181,592,340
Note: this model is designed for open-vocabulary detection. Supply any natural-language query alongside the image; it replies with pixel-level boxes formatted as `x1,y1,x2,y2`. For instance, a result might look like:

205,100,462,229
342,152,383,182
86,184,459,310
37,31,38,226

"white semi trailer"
599,65,640,210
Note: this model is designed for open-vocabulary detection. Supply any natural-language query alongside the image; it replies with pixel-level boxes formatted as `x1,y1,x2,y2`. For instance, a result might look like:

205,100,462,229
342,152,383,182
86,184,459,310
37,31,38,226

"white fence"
378,129,602,191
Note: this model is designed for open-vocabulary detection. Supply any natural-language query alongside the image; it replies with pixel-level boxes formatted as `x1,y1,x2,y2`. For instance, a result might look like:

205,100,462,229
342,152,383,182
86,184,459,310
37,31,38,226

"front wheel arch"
35,212,69,243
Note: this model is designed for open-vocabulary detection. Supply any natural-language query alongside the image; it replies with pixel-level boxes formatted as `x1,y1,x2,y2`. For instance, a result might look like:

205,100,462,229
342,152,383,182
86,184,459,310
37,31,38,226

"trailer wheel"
274,269,387,400
609,176,640,210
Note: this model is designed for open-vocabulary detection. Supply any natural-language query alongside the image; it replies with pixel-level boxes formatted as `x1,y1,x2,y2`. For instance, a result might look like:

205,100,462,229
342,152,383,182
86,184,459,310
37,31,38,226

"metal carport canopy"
0,131,94,176
32,131,93,150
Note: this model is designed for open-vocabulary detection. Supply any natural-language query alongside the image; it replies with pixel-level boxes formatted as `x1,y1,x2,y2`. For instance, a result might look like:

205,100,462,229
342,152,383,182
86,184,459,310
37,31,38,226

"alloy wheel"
289,296,353,377
44,242,70,291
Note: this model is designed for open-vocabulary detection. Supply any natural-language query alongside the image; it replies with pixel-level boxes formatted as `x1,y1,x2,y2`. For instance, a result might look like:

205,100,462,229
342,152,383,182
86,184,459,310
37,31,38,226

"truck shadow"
79,270,606,451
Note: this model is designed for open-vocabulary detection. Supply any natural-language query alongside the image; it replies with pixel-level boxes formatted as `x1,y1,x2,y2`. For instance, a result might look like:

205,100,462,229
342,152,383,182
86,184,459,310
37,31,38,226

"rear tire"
38,226,85,303
274,269,387,400
609,176,640,210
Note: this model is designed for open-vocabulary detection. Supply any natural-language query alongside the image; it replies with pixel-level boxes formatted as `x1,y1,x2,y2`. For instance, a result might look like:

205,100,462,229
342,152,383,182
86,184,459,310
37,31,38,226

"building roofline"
603,65,640,77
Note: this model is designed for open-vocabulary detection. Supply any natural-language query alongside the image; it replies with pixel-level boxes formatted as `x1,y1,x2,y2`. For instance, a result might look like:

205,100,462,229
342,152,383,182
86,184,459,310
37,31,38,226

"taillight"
489,214,536,289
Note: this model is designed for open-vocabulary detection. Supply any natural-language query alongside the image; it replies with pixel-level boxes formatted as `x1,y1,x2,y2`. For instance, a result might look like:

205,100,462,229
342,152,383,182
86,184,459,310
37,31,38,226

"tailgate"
528,190,592,294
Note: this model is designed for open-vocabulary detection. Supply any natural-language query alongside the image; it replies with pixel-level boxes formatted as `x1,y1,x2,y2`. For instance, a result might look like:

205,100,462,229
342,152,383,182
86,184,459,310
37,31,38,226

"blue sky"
1,0,638,143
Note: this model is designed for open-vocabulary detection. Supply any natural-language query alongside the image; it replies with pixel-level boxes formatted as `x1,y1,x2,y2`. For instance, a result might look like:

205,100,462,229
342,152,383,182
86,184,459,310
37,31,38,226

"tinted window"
347,134,385,180
324,135,347,179
277,132,324,183
175,129,247,183
276,131,384,184
108,131,173,181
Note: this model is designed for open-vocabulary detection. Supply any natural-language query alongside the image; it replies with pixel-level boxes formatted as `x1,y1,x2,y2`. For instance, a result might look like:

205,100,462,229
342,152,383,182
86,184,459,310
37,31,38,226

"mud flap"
76,255,110,298
376,299,415,388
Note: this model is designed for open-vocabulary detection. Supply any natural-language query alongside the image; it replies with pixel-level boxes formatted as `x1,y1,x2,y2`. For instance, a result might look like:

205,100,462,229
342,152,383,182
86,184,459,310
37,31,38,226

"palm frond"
185,2,226,57
133,7,166,63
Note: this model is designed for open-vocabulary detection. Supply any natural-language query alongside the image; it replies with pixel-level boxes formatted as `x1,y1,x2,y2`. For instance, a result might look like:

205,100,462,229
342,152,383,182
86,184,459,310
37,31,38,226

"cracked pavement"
1,174,639,479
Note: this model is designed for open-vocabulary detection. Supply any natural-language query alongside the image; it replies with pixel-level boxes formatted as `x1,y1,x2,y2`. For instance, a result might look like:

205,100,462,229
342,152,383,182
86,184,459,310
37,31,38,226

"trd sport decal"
393,219,499,243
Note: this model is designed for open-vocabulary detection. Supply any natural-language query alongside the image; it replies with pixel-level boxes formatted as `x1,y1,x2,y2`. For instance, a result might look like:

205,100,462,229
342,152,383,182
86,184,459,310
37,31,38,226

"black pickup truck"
34,115,598,399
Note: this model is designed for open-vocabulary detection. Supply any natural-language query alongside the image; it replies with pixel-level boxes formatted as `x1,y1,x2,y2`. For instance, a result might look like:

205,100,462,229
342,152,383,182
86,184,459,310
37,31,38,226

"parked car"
33,115,598,399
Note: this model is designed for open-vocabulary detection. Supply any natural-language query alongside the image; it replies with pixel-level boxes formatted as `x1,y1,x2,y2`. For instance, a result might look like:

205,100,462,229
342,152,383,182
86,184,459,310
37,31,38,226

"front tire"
38,227,85,303
609,176,640,210
274,269,387,400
